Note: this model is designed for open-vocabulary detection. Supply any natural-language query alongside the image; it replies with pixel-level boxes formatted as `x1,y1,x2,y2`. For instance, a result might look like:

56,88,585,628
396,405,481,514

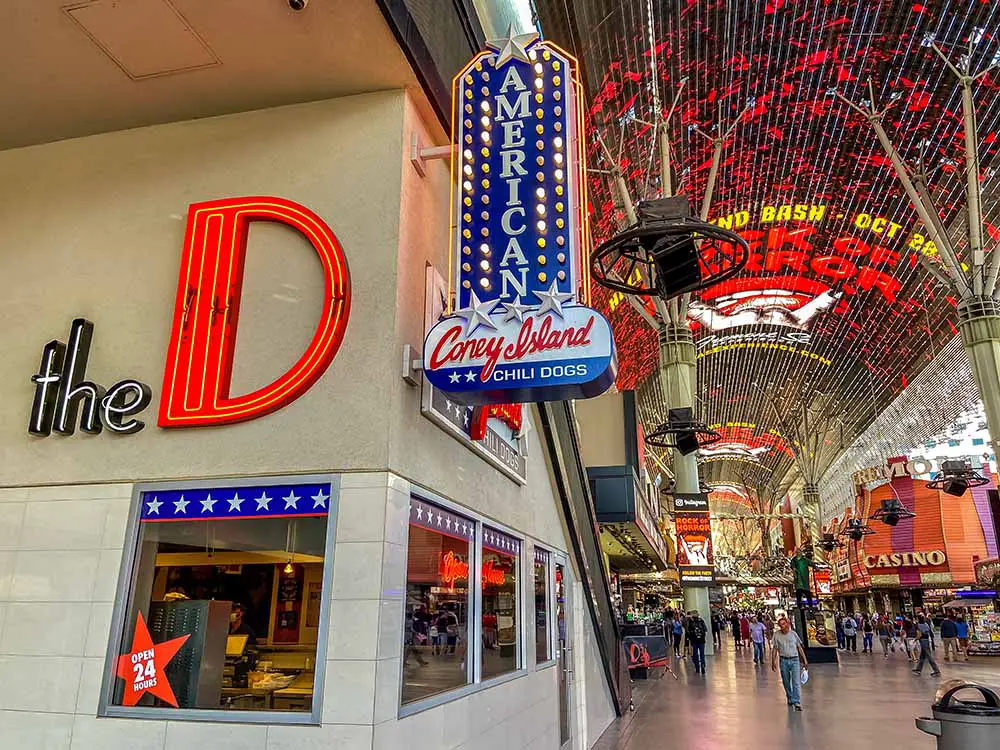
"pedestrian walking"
688,611,708,674
740,613,751,647
771,616,808,711
912,614,941,676
903,615,918,662
862,614,874,653
842,613,858,652
711,611,722,649
671,613,684,658
749,614,766,665
940,612,960,661
835,613,846,650
730,611,742,650
877,618,893,657
956,614,970,661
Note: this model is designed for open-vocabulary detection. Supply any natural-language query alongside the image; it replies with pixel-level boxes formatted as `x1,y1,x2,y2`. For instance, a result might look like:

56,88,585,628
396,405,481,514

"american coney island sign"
422,28,616,404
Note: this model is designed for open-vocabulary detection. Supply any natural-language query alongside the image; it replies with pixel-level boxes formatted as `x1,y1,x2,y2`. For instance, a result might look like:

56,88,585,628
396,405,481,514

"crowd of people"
831,608,972,675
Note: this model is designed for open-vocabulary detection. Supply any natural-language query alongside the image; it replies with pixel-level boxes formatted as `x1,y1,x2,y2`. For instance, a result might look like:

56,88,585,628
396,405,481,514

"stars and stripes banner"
409,497,476,542
484,526,521,556
140,482,331,522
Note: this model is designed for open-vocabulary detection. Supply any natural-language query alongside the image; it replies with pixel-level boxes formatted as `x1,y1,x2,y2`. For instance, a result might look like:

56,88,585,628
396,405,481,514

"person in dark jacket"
730,612,742,649
940,612,960,661
711,611,723,648
688,611,709,674
912,614,941,676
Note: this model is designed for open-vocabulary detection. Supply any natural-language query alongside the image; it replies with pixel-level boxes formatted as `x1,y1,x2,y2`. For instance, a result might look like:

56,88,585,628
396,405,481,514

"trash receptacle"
915,681,1000,749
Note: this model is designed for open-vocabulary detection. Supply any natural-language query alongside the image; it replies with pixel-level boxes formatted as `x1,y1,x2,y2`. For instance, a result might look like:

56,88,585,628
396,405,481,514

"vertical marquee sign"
423,28,616,404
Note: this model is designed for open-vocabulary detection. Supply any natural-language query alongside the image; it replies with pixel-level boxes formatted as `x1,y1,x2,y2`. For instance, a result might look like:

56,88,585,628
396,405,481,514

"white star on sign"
487,24,539,67
283,491,300,510
200,494,217,513
312,489,329,509
416,506,424,520
454,291,498,335
146,497,162,515
465,371,477,382
255,492,272,511
173,495,189,515
501,297,531,324
534,280,574,319
228,493,244,512
449,372,461,384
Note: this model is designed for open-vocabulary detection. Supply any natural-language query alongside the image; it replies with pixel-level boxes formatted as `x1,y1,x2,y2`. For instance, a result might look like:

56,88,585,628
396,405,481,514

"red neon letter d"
159,197,351,428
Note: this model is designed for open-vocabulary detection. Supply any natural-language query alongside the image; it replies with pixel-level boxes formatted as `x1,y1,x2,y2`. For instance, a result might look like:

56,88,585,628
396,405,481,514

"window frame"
97,473,341,726
533,545,557,669
398,485,530,718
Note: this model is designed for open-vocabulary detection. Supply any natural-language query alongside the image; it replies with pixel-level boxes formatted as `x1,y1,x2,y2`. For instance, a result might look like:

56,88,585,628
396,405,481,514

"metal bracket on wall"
410,133,455,177
402,343,424,385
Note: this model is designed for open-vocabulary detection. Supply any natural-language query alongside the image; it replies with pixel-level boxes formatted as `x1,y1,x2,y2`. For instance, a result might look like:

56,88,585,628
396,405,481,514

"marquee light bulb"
554,153,564,165
463,164,473,176
480,243,490,254
554,136,563,148
480,101,490,112
480,260,490,271
480,115,490,127
481,131,490,143
537,220,547,232
463,148,472,160
479,278,490,289
536,205,546,216
534,78,544,90
534,63,543,74
463,180,472,191
555,169,564,181
536,187,546,199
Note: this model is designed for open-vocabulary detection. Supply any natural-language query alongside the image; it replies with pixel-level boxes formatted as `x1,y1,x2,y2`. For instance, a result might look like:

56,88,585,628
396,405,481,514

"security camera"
288,0,308,9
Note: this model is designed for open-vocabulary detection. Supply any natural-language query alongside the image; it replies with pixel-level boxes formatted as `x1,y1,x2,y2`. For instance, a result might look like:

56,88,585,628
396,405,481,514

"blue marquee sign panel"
423,28,616,405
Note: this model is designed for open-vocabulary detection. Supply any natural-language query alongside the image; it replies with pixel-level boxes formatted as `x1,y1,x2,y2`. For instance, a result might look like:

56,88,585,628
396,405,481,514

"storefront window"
482,526,521,680
102,478,334,721
535,547,551,663
403,498,474,704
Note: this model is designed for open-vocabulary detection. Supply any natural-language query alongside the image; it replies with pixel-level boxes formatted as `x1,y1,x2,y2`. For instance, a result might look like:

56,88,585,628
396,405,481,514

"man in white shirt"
771,616,808,711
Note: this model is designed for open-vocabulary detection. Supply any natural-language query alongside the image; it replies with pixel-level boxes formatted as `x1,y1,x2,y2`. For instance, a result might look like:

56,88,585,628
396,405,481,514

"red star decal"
115,612,190,707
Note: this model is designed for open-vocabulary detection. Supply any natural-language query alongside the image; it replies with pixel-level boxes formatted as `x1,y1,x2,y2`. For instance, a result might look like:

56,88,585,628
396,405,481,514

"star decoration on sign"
146,497,162,516
228,493,244,513
115,612,190,707
501,297,532,324
454,291,498,335
312,489,329,509
449,372,461,384
255,492,272,511
465,371,477,382
173,495,189,515
200,494,217,513
535,280,575,319
487,24,539,67
283,491,300,510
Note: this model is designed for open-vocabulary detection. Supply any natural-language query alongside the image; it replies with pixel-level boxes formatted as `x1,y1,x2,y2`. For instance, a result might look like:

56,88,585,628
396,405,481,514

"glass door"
554,555,572,748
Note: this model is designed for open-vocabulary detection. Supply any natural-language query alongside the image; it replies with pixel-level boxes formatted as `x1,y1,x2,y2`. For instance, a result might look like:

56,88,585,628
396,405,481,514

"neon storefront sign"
439,551,508,587
27,196,352,436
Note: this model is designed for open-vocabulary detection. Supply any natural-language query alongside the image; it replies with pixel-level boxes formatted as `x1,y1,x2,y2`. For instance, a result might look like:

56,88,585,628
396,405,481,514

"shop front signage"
29,318,152,436
675,511,714,586
115,612,190,707
863,550,947,568
851,456,973,487
672,492,710,513
422,29,616,404
27,196,351,438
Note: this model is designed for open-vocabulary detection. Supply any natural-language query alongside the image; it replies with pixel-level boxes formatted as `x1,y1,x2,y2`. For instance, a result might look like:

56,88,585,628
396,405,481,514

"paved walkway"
595,638,1000,749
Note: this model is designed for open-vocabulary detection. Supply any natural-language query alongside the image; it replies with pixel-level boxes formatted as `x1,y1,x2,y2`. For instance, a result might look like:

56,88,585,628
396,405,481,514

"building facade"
0,7,617,747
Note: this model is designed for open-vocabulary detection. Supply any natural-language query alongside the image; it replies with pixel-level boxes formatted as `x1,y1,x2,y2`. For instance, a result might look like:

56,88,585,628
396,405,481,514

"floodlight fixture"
591,197,750,300
926,459,989,496
838,517,875,543
870,498,916,527
645,407,721,454
817,533,845,552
